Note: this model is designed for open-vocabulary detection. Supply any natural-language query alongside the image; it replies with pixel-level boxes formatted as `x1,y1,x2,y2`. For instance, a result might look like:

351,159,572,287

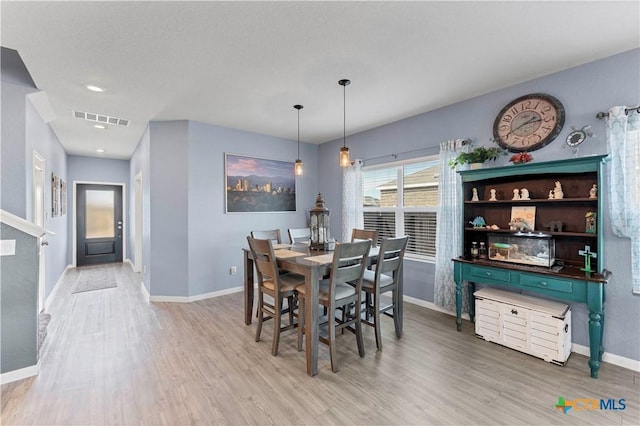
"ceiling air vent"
72,110,130,127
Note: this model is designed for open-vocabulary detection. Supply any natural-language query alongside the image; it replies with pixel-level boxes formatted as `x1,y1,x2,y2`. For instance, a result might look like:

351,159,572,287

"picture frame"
60,179,67,216
51,173,59,217
510,206,536,231
225,153,296,213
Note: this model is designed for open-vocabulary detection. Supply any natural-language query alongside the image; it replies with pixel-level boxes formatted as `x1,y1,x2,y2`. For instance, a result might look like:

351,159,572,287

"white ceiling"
2,1,639,160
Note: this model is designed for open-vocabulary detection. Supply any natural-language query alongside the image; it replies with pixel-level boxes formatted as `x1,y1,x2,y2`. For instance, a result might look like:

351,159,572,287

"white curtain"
434,139,467,311
605,106,640,294
342,160,363,242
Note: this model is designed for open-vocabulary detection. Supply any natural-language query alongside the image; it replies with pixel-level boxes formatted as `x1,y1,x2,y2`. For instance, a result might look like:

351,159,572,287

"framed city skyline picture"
225,153,296,213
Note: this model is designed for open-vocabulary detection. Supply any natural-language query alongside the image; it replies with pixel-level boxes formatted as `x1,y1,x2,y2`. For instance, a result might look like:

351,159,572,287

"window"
362,156,439,260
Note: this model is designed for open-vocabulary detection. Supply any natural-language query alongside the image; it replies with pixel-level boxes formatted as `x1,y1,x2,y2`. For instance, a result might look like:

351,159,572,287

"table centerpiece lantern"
310,193,330,250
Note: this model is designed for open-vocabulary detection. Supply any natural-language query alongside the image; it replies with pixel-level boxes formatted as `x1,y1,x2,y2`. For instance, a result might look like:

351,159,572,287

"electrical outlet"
230,266,237,275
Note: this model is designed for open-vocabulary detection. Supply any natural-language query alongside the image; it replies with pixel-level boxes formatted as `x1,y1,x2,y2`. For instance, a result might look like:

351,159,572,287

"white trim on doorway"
134,171,143,273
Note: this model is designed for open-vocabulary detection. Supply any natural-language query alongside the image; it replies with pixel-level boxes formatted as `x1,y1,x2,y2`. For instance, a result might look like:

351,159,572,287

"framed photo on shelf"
510,206,536,231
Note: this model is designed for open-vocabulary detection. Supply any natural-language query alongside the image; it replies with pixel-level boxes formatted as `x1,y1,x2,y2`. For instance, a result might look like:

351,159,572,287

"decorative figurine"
512,188,520,200
579,245,597,275
589,184,597,199
469,216,487,228
520,188,530,200
544,220,563,232
553,181,564,199
489,189,497,201
471,187,479,202
508,217,532,232
585,212,597,233
548,189,554,199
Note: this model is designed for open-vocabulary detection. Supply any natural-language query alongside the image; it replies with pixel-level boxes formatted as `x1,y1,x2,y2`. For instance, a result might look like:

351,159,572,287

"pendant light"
294,104,304,176
339,79,351,167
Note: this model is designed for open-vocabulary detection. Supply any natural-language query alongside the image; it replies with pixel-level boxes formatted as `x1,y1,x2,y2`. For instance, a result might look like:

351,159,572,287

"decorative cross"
579,245,597,274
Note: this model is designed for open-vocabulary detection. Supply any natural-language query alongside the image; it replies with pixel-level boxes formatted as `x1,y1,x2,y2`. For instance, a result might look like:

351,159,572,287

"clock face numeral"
493,93,565,153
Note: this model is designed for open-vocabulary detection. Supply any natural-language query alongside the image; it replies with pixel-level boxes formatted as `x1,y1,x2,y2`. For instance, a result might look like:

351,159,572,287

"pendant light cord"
343,83,346,149
297,108,300,158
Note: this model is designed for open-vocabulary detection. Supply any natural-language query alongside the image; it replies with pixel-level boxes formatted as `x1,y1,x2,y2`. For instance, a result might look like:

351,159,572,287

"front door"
76,184,123,266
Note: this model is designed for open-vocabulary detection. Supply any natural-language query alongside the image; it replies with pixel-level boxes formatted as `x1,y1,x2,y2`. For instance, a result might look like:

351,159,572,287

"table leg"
468,281,476,324
454,262,462,331
244,251,254,325
305,266,319,376
587,283,604,378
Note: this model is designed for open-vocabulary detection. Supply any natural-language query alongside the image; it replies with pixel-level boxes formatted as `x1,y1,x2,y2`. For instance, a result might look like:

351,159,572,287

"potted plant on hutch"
448,144,506,169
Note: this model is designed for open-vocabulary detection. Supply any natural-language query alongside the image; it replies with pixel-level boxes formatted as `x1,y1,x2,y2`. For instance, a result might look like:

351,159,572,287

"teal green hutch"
452,155,610,378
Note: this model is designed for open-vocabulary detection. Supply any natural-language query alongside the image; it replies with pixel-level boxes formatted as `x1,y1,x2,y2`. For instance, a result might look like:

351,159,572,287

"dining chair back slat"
251,229,282,245
288,228,311,244
351,228,378,247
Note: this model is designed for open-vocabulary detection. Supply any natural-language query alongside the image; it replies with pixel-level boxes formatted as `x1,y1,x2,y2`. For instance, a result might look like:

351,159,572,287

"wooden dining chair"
247,236,302,356
361,235,409,350
288,227,311,244
296,239,371,372
250,229,282,245
351,228,378,247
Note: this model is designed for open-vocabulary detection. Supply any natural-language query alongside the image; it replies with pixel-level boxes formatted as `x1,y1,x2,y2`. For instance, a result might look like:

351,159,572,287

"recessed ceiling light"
96,149,105,153
93,124,106,129
85,84,105,92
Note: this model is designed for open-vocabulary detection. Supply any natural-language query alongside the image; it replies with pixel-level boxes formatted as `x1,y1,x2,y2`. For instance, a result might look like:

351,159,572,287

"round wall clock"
493,93,565,152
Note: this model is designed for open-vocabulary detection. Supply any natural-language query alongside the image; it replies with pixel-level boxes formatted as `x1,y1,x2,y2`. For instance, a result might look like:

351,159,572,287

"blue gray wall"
128,120,318,298
2,68,68,304
317,48,640,361
0,223,38,374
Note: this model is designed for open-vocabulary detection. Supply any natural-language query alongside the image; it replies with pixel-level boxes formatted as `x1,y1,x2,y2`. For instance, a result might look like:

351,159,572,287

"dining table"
243,243,397,376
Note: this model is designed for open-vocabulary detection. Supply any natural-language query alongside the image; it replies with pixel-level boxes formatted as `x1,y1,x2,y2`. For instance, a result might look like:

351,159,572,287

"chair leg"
373,291,383,351
255,291,264,343
272,297,282,356
287,295,295,326
328,306,338,373
297,295,305,351
355,306,365,358
392,289,402,338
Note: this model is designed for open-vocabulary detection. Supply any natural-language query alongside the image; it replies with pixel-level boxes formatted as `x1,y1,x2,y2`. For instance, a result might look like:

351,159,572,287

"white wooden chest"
474,288,571,365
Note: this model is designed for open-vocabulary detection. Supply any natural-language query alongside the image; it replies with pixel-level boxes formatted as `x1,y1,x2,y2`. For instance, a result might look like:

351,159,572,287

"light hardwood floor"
2,263,638,425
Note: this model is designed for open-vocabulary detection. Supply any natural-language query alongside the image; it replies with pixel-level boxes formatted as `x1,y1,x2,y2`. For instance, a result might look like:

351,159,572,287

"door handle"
41,240,49,246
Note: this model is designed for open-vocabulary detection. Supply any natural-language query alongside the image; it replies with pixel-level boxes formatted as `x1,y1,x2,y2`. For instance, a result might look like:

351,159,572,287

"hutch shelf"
452,155,610,378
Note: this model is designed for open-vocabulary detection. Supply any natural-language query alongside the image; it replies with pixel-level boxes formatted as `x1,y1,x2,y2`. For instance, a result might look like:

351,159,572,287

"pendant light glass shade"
339,79,351,167
294,104,303,176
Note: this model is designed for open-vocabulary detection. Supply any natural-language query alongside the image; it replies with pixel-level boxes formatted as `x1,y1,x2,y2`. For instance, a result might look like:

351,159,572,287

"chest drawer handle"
539,281,548,287
485,272,492,276
511,309,518,315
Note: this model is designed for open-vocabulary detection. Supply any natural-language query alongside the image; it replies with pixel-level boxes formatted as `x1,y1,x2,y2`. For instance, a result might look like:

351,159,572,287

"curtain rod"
362,138,471,163
595,105,640,119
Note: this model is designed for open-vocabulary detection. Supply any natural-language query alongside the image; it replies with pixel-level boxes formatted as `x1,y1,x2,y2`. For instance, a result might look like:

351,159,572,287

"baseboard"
403,295,471,321
149,285,243,303
124,258,135,270
0,361,40,385
402,296,640,373
140,281,150,302
44,264,72,312
571,343,640,372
